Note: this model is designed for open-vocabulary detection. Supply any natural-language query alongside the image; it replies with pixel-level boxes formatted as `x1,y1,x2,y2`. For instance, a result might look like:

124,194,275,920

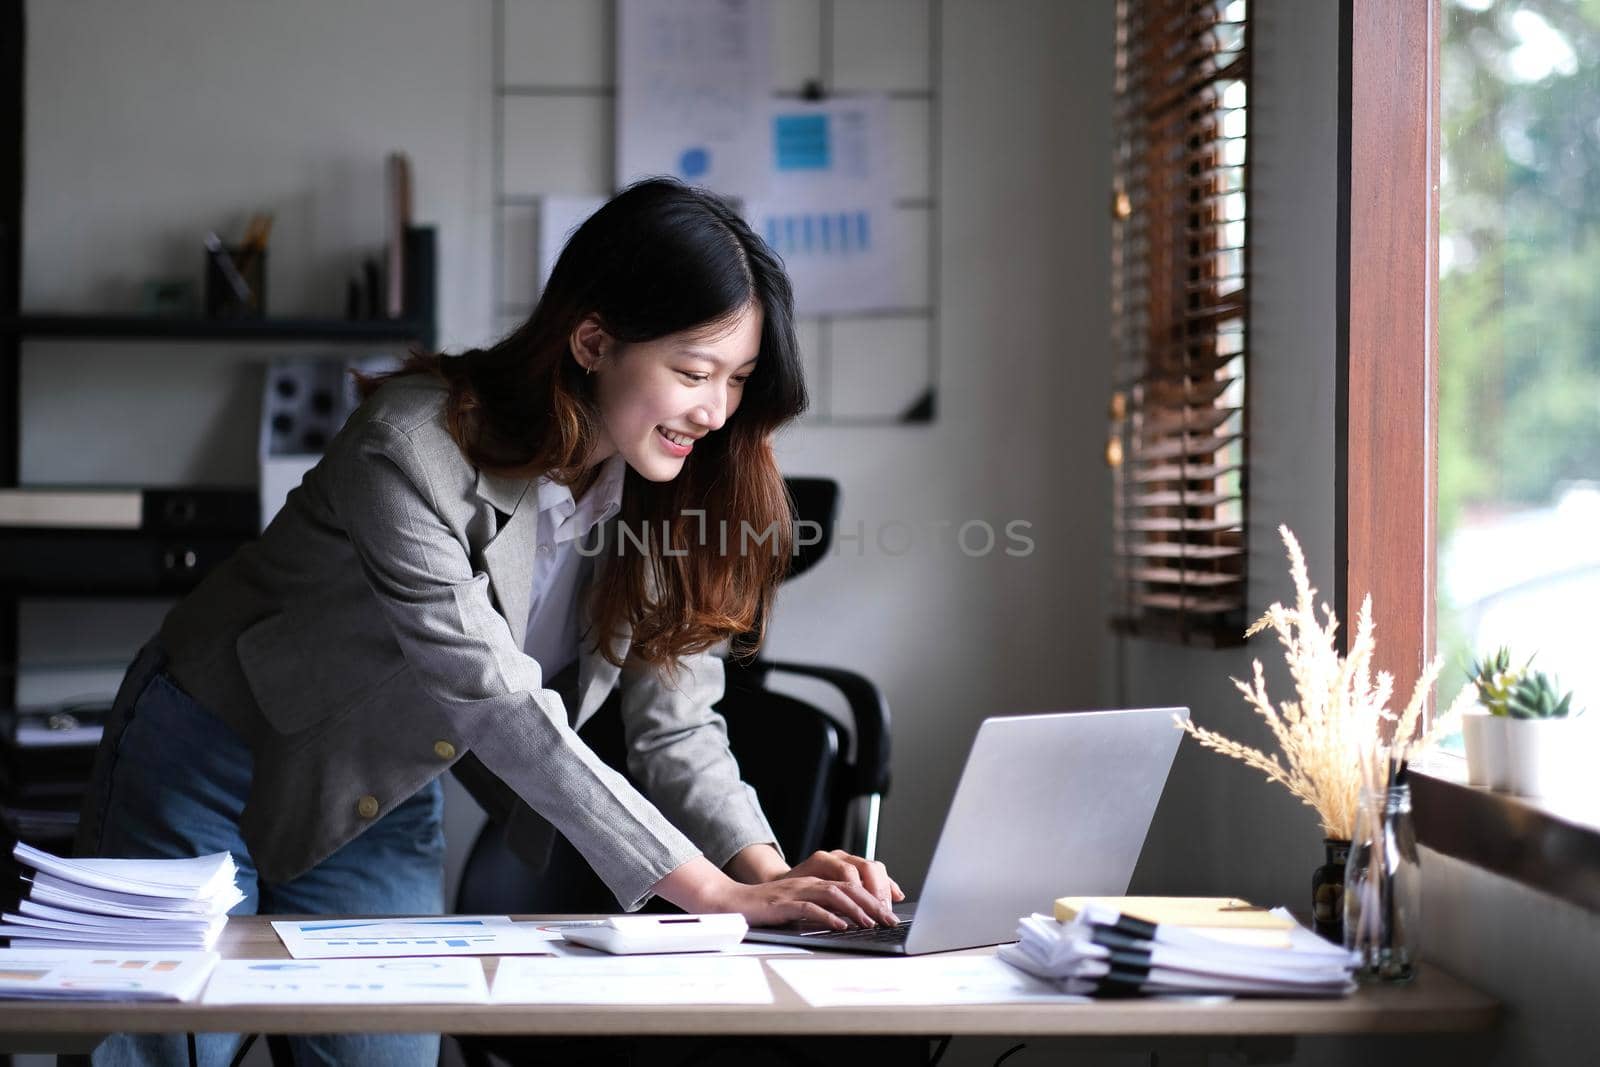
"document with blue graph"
745,95,903,315
202,957,489,1005
616,0,771,198
271,916,557,960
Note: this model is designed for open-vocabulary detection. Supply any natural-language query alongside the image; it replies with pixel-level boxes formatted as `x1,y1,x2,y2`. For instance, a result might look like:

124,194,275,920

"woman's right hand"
651,857,887,929
714,875,889,930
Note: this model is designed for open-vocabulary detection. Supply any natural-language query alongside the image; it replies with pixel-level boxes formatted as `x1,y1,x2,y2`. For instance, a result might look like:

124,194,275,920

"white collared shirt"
523,454,626,680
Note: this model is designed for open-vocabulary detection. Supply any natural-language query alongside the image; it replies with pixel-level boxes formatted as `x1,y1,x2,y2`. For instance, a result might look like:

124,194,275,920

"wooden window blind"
1108,0,1250,645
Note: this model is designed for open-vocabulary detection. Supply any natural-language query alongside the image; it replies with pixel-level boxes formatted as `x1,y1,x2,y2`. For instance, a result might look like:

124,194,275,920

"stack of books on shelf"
999,897,1358,998
0,843,242,952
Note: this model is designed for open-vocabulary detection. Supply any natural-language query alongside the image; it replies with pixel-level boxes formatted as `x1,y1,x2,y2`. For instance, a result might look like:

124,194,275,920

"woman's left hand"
779,850,904,923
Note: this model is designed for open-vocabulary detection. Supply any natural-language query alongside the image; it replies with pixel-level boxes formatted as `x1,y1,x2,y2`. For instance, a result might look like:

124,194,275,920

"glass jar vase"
1343,780,1421,982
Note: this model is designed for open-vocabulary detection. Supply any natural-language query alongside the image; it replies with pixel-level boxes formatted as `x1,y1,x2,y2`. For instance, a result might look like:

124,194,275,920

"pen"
236,213,275,279
204,231,254,303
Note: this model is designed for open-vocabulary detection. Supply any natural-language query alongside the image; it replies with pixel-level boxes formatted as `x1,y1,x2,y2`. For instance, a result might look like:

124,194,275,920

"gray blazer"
159,376,776,909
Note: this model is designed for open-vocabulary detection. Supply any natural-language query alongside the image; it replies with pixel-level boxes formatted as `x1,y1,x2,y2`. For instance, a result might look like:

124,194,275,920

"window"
1108,0,1251,645
1438,0,1600,717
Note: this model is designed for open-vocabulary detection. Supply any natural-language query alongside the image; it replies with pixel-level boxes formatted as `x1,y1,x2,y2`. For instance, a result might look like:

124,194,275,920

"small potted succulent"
1461,648,1519,790
1464,649,1585,798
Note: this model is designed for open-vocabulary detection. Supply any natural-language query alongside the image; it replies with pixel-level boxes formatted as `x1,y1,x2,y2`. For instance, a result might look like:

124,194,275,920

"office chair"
452,478,891,1066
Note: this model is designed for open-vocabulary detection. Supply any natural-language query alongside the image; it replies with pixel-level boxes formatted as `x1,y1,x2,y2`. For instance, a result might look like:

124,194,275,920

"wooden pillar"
1335,0,1440,706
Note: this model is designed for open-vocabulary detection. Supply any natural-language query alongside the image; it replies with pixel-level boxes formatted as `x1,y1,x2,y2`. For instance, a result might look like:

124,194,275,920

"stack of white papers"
998,904,1358,998
0,843,243,952
0,948,219,1001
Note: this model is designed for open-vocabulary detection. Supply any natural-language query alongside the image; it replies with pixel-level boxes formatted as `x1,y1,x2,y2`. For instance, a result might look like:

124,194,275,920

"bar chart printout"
745,96,903,315
270,917,557,959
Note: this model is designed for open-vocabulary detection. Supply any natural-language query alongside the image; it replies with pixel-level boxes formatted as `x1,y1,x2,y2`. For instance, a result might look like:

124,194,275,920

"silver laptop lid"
906,707,1188,954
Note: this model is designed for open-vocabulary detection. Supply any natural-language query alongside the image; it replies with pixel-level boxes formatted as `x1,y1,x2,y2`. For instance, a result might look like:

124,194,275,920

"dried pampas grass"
1176,525,1473,840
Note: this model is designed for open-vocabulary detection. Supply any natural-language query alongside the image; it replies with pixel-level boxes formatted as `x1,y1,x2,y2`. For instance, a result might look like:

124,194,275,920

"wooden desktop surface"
0,916,1499,1038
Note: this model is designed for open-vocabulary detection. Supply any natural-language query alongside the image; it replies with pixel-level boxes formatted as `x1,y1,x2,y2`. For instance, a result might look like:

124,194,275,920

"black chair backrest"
782,477,839,582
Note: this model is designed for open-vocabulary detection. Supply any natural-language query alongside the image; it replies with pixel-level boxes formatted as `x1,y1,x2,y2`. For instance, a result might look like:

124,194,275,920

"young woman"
77,179,901,1066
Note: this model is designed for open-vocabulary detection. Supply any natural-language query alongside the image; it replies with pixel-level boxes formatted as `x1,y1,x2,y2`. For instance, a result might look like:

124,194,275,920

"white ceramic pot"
1502,717,1589,799
1461,713,1510,790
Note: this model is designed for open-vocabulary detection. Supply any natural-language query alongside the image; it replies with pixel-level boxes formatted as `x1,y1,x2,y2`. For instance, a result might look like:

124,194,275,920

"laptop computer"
744,706,1189,955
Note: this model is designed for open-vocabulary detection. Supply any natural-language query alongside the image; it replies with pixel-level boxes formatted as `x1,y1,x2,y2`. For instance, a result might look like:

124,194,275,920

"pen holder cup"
204,245,267,318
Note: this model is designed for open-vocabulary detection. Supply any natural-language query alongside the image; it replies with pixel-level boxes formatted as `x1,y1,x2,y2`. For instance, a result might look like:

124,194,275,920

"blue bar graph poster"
745,96,903,315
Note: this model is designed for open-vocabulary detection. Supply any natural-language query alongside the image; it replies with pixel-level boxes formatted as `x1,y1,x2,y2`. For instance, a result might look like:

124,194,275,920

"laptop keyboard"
800,920,913,944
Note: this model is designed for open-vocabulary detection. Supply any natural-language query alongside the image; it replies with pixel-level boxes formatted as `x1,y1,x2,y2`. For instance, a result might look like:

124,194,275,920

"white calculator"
560,914,749,955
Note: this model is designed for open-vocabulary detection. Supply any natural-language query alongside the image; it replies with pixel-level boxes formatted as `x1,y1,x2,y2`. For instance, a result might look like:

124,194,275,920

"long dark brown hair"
360,179,808,671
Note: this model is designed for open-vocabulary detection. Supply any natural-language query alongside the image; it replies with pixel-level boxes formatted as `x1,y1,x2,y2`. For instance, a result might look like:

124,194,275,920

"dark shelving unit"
0,16,441,857
1,314,435,347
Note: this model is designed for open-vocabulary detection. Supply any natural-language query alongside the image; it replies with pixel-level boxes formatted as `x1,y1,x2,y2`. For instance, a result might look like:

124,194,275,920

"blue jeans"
78,645,445,1067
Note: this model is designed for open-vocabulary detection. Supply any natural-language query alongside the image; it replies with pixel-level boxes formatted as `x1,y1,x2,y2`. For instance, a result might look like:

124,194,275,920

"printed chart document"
744,96,904,315
272,916,557,960
0,949,219,1002
768,956,1083,1007
616,0,771,197
491,956,773,1004
202,957,489,1005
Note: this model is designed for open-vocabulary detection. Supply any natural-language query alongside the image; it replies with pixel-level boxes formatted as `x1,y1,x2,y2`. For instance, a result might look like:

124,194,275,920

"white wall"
21,0,495,486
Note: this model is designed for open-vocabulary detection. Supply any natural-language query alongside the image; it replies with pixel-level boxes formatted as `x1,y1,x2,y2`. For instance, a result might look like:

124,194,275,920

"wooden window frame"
1336,0,1438,700
1342,0,1600,914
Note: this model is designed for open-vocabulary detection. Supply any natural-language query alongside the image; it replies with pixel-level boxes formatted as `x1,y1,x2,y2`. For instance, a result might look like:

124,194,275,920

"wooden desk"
0,917,1499,1059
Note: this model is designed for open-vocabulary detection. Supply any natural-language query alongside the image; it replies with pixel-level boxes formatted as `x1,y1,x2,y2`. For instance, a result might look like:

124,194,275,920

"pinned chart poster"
202,957,488,1005
616,0,772,197
271,916,557,960
491,956,773,1004
744,96,903,315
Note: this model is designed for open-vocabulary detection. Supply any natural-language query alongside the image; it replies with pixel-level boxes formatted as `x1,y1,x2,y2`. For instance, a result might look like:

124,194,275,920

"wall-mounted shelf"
2,314,433,346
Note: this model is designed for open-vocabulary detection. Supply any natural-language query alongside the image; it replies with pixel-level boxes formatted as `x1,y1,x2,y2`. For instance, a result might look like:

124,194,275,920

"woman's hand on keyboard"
778,850,904,925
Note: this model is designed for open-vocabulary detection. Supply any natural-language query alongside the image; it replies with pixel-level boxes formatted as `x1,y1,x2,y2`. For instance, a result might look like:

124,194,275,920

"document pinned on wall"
616,0,772,197
202,956,489,1005
271,916,558,960
538,196,607,295
491,955,774,1004
743,96,904,315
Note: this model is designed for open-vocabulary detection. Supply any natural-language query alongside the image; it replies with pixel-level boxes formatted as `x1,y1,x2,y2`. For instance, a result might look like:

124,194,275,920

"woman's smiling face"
576,302,763,482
